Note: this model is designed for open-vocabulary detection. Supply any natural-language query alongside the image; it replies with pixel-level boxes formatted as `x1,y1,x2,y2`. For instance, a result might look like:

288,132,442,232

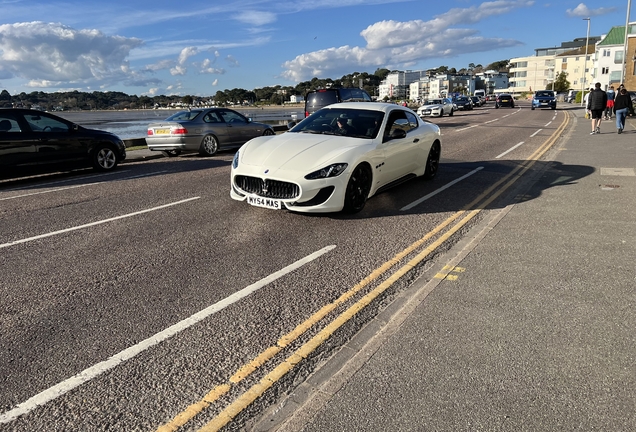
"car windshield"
536,92,553,97
426,99,443,104
290,108,385,139
165,110,204,121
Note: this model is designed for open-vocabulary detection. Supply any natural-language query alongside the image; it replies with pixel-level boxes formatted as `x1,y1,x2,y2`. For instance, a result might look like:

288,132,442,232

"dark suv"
531,90,557,110
304,88,372,117
495,93,515,108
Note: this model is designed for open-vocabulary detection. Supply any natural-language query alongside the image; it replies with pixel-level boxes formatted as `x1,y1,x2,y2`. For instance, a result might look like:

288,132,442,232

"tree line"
0,61,512,111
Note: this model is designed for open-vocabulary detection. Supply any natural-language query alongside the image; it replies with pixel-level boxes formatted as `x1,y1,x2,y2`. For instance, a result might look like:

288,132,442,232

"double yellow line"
159,112,570,432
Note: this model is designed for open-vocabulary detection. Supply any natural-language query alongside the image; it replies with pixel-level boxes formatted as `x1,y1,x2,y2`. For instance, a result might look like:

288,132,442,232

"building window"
601,67,609,74
562,58,568,63
603,49,611,57
615,50,624,64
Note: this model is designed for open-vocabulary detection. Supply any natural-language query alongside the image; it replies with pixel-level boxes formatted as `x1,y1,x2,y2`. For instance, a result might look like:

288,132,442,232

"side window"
405,112,419,130
386,111,409,138
204,112,221,123
219,110,246,124
0,115,21,132
25,114,69,133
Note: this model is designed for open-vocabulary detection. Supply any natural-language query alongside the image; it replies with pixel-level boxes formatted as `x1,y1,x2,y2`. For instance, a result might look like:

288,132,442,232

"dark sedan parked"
146,108,275,157
453,96,474,110
495,94,515,108
0,108,126,178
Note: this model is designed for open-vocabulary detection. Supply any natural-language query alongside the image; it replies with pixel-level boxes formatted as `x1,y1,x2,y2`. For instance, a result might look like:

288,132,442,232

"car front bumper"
230,165,351,213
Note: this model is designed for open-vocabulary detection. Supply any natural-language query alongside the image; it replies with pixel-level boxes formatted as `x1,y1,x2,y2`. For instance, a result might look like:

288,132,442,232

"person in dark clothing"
586,82,608,134
613,87,634,133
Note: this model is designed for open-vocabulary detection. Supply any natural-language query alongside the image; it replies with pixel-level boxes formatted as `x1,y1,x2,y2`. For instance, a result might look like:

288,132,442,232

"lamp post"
620,0,632,84
581,17,590,106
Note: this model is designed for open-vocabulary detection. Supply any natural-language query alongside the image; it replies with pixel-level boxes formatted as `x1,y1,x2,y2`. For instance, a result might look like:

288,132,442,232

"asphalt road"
0,101,571,431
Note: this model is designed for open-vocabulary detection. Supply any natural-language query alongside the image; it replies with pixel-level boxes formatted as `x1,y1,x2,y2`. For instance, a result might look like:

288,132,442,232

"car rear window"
166,111,203,121
307,91,339,106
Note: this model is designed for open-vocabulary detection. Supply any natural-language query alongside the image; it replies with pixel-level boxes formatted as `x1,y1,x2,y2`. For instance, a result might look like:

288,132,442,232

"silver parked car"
146,108,275,156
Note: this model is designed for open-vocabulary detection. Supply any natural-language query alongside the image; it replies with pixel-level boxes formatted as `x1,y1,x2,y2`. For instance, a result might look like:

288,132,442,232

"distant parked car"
417,98,455,117
470,96,483,107
146,108,275,157
495,94,515,108
531,90,557,110
0,108,126,178
453,96,474,111
566,90,579,103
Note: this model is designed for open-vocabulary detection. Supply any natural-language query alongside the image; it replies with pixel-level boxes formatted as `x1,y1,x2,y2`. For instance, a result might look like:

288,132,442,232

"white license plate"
247,195,281,210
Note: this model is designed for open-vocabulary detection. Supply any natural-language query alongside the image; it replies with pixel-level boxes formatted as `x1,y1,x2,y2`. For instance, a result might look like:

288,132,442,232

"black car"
304,88,372,117
495,94,515,108
453,96,474,110
0,108,126,178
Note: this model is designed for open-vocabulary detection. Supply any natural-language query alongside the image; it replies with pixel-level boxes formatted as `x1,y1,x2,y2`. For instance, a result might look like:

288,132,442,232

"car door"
23,111,85,167
218,109,254,146
0,112,39,171
378,110,419,186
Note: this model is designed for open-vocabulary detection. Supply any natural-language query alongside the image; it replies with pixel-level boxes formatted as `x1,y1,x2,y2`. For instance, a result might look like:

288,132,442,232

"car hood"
420,103,442,109
239,133,368,175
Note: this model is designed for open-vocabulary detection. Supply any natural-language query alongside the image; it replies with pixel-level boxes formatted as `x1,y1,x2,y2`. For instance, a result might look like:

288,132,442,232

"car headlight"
305,163,348,180
232,150,239,169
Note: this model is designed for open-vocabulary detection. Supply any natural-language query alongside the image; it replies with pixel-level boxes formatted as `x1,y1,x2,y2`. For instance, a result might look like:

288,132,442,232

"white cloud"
225,55,240,67
232,11,277,26
281,0,532,82
212,79,219,86
198,58,226,74
0,21,143,87
177,46,198,65
565,3,617,18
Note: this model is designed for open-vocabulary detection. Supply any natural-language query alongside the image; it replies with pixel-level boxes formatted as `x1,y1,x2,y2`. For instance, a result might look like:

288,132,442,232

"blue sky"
0,0,630,97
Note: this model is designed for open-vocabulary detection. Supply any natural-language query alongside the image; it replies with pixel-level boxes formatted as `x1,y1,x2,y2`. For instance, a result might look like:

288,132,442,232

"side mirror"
287,121,297,130
390,129,407,139
383,128,407,142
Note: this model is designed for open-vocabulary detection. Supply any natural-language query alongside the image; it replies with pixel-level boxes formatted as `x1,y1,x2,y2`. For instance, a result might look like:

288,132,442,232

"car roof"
323,102,406,114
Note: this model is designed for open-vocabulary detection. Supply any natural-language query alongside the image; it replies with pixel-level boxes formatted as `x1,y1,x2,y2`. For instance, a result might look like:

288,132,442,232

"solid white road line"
0,197,200,249
0,245,336,424
1,171,169,201
531,129,543,137
496,142,525,159
401,167,484,211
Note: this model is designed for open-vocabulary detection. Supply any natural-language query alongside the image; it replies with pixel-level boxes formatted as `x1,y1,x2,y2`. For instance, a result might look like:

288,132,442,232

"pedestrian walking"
604,85,615,120
586,82,608,134
613,87,634,134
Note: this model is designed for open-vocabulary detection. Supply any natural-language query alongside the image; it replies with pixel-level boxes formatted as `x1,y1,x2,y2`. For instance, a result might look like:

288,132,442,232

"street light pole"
621,0,632,84
581,17,590,106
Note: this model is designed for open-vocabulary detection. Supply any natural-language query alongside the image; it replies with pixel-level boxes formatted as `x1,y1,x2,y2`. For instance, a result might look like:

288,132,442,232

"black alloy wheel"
262,129,275,136
423,142,441,180
92,144,118,171
343,164,372,213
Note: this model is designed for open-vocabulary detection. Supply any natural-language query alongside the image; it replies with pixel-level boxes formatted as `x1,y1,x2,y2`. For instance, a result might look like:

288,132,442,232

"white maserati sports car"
230,102,442,214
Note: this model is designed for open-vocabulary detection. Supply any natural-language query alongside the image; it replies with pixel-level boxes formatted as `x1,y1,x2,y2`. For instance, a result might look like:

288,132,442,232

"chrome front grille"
235,175,300,199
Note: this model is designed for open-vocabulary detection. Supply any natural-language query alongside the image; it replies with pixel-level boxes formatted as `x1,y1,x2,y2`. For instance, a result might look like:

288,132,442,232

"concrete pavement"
252,108,636,431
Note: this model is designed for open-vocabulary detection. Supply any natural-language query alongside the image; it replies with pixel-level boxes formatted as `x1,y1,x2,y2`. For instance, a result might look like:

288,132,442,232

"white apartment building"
378,70,427,100
508,37,600,95
554,44,596,94
594,24,636,90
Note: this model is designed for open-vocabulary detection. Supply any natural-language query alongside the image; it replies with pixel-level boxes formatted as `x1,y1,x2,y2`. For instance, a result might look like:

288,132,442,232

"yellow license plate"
155,128,171,134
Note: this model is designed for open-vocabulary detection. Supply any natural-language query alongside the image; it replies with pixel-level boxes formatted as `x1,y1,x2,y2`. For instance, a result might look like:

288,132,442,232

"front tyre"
92,144,118,171
262,129,275,136
342,164,372,214
199,134,219,156
449,109,454,117
423,141,441,180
